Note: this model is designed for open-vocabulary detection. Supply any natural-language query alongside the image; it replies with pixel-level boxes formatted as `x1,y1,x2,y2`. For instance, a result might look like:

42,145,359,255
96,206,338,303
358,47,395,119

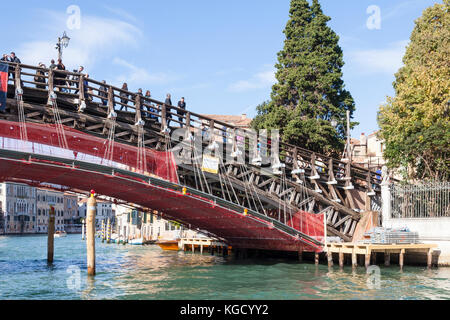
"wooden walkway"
180,238,229,255
324,242,438,269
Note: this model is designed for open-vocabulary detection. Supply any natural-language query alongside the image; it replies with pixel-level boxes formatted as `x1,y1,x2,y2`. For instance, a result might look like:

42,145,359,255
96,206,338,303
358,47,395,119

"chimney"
360,132,367,145
241,113,247,120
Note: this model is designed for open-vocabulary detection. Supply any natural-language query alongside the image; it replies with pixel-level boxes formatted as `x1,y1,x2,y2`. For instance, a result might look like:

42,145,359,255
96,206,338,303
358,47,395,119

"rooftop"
201,114,252,128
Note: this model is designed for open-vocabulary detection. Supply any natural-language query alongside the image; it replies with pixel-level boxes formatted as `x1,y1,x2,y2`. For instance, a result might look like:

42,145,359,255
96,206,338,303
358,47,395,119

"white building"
351,131,386,170
0,183,37,234
112,204,203,242
78,198,114,228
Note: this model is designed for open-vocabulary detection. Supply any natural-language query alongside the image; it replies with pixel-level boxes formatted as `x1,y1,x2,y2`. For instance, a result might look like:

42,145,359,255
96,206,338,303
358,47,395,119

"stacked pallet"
361,227,419,244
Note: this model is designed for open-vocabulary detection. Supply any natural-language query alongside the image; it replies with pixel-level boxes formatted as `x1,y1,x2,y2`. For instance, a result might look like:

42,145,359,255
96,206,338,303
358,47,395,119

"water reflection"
1,235,449,300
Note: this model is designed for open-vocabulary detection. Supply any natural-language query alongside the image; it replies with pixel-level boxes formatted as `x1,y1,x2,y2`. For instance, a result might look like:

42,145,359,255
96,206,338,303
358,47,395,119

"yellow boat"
157,240,180,251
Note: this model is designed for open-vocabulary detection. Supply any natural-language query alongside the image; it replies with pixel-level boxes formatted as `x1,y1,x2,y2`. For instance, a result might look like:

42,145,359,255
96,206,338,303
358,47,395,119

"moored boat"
129,237,144,245
157,239,180,251
54,231,67,238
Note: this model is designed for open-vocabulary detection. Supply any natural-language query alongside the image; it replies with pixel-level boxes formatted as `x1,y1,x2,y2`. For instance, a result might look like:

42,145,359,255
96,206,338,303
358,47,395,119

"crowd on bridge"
0,52,187,126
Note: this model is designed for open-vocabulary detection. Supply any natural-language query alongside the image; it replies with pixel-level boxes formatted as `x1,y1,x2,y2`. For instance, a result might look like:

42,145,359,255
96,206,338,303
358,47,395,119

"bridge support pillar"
327,251,333,267
200,245,203,254
427,249,433,269
298,251,303,262
365,253,371,269
399,249,405,271
314,252,319,265
339,251,344,268
47,206,55,263
384,252,390,267
351,250,357,269
86,191,97,276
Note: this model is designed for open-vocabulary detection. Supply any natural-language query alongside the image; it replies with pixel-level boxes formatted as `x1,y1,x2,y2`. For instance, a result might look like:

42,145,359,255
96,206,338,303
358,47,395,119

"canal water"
0,234,449,300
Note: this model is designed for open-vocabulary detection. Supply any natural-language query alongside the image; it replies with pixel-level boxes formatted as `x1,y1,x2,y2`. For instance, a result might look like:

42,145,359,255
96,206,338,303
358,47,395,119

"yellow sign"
201,155,219,174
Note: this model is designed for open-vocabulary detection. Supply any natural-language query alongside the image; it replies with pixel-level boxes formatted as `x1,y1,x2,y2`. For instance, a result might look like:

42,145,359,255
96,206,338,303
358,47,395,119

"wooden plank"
343,218,352,235
115,131,131,138
333,215,351,228
86,123,104,131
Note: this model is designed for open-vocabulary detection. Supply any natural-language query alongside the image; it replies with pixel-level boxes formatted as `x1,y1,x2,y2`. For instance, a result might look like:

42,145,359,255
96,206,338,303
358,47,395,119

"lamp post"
55,31,70,61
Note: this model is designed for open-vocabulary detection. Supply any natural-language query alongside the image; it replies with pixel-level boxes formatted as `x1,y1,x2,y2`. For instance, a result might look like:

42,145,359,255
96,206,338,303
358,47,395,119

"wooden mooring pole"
339,251,344,268
86,190,97,276
47,205,55,263
81,219,85,240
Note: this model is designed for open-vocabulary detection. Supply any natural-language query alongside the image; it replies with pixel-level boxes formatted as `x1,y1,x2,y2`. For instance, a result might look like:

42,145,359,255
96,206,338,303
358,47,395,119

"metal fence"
391,181,450,218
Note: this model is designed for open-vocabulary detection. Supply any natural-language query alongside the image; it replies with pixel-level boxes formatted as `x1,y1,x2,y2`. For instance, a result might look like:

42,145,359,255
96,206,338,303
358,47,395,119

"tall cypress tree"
253,0,355,156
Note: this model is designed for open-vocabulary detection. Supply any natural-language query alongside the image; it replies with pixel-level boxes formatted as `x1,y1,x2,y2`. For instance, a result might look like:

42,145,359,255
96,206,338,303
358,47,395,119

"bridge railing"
3,61,382,192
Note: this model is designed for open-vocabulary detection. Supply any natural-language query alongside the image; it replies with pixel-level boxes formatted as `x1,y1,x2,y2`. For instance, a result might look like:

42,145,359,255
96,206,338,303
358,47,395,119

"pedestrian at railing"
55,59,66,92
144,90,156,120
177,97,186,127
84,74,92,101
98,80,108,106
120,83,129,111
7,52,21,80
165,93,172,127
72,66,84,94
49,59,56,70
34,63,46,89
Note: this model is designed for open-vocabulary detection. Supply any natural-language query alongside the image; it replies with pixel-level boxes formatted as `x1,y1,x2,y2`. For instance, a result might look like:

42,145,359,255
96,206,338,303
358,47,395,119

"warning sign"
201,155,219,174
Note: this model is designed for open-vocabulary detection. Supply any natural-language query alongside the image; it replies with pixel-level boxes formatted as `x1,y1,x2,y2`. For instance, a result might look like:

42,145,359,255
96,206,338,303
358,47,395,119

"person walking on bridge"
34,63,47,89
98,80,108,106
8,52,21,80
177,97,186,127
55,59,66,92
165,93,172,128
72,66,84,94
145,90,158,122
119,83,129,111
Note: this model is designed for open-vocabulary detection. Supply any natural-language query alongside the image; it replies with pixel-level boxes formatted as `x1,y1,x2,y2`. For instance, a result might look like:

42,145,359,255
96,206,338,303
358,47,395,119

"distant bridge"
0,62,382,252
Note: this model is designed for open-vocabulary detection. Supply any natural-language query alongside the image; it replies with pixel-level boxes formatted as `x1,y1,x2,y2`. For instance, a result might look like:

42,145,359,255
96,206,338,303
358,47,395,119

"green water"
0,234,449,300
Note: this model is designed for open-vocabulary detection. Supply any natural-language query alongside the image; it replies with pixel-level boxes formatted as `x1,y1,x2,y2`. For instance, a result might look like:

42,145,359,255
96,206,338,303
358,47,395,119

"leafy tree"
253,0,356,156
378,1,450,181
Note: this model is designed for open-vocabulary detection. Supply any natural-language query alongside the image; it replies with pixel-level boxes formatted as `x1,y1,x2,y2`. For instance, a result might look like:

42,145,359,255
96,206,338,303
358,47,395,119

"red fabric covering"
0,120,178,183
0,156,322,252
286,210,325,241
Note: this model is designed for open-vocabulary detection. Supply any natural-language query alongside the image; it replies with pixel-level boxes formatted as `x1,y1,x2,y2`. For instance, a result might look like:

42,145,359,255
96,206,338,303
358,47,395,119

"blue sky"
1,0,441,138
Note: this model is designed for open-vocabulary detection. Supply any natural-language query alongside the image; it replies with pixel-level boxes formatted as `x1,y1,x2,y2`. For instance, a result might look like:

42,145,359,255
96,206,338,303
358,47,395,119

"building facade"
78,198,114,228
36,188,65,233
0,182,37,234
64,193,79,233
351,131,386,170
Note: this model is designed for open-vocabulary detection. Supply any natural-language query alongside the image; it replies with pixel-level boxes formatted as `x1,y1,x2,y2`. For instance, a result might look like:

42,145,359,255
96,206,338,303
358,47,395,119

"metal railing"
390,181,450,218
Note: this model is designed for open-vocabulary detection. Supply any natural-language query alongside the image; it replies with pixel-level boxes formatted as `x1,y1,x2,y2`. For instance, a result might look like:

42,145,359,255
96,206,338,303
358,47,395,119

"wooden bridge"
0,61,382,250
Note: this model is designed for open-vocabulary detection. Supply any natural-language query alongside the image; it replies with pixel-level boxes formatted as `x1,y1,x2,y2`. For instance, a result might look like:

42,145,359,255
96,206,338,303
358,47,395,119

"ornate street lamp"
55,31,70,61
330,118,338,128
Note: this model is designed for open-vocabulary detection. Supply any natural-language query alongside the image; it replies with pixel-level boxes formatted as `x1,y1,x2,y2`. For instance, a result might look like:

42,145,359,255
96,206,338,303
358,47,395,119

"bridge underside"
0,154,322,253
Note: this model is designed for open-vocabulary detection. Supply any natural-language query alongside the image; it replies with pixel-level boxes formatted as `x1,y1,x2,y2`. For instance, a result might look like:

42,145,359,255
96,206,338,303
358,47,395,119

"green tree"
253,0,356,156
378,1,450,181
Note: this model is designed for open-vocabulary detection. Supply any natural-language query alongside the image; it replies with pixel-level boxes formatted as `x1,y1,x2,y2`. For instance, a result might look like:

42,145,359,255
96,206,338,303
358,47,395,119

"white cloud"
17,10,142,71
349,40,409,75
103,6,138,23
228,67,276,92
112,58,182,86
